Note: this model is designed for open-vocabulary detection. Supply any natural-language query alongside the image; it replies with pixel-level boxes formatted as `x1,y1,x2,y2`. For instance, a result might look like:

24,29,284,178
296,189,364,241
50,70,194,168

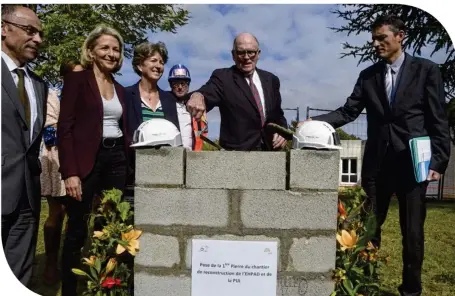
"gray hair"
80,24,124,73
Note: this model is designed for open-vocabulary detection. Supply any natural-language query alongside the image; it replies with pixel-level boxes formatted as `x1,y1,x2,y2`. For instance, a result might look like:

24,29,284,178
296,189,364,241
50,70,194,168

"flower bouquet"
72,189,142,296
331,186,389,296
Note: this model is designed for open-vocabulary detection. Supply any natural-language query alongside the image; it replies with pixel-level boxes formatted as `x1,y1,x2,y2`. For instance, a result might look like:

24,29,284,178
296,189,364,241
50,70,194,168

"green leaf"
342,279,355,296
72,268,89,277
95,257,102,274
351,266,364,276
366,282,380,288
118,202,131,222
352,283,363,294
72,267,99,283
90,265,98,280
354,244,366,253
88,215,96,230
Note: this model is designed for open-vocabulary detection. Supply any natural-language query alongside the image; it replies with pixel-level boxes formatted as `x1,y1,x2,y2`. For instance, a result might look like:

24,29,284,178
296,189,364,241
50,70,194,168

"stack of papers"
409,136,432,183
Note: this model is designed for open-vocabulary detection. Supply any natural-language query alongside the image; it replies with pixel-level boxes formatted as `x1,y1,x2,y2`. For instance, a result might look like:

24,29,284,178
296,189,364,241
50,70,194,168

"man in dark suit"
186,32,288,151
1,5,47,285
299,15,450,296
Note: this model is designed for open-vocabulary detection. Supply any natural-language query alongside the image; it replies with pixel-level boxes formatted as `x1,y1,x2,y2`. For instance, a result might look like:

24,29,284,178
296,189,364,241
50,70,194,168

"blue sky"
115,4,450,140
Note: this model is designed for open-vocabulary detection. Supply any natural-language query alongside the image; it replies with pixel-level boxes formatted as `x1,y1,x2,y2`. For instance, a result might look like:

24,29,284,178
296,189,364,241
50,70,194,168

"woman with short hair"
125,41,180,138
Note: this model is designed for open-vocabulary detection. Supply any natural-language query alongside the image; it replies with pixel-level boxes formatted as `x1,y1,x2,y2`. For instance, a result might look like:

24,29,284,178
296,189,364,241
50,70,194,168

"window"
341,158,358,184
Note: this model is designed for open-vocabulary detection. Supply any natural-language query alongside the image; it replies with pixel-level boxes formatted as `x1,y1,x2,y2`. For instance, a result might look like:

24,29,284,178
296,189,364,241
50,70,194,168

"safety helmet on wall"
168,64,191,82
130,118,182,148
292,120,342,150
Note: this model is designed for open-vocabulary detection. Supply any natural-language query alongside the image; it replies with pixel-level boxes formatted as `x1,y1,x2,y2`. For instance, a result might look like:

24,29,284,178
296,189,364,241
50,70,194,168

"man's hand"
65,176,82,201
272,133,287,149
297,117,312,128
186,92,206,120
426,169,441,182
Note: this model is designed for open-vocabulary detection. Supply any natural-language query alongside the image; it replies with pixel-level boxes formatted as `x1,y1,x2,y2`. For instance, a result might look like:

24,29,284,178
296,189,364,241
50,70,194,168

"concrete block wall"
134,148,340,296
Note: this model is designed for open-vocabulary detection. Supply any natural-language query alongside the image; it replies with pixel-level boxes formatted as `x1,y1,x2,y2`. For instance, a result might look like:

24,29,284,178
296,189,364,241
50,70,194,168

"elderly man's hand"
297,117,312,128
186,92,206,120
272,133,287,149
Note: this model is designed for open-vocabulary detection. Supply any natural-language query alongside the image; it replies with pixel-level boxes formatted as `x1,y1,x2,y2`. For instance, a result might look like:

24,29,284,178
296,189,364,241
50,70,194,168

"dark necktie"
248,75,265,126
16,68,31,127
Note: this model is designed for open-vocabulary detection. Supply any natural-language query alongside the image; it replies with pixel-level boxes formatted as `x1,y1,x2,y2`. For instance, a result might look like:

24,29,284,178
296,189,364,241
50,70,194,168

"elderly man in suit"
299,15,450,296
1,5,47,285
186,32,288,151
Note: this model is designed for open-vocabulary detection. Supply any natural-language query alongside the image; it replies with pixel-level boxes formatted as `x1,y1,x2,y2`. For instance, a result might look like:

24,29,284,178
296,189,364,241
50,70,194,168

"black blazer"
195,66,288,151
124,81,180,140
314,53,450,178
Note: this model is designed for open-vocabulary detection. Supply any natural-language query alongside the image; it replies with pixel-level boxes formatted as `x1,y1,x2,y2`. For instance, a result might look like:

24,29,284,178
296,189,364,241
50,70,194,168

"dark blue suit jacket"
124,81,180,140
313,53,450,178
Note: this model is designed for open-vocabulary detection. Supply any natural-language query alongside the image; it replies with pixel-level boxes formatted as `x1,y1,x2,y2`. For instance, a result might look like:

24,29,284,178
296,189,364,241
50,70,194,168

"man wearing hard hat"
168,64,208,151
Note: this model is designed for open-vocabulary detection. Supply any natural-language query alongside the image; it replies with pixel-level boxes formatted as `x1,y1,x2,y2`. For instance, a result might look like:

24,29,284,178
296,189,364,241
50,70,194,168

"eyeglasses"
232,49,260,58
2,20,44,39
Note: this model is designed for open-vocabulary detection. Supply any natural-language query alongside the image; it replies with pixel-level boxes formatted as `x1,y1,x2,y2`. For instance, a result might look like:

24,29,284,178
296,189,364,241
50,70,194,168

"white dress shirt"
2,51,38,142
176,101,193,150
245,69,266,118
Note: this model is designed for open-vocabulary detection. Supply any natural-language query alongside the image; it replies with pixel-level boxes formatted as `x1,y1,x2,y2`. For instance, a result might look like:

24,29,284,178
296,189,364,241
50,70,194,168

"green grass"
379,199,455,296
28,202,64,296
27,199,455,296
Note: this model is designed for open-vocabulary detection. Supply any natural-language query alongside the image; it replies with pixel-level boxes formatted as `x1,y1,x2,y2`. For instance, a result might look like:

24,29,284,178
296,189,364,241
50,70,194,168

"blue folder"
409,136,431,183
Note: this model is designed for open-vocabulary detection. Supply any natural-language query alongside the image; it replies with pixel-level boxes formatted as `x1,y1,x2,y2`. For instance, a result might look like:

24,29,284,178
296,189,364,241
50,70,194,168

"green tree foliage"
330,5,453,99
330,4,454,143
337,128,360,140
23,4,189,86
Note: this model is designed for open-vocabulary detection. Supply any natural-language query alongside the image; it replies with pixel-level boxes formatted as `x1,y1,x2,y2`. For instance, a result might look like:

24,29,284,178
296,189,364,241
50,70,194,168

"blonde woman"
57,24,128,296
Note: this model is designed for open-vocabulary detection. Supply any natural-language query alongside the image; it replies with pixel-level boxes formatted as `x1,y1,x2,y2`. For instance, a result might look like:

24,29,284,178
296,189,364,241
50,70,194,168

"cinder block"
135,273,190,296
241,190,337,230
288,237,336,272
290,150,340,190
136,234,180,267
135,188,229,227
186,151,286,189
277,275,334,296
135,147,185,187
184,235,280,269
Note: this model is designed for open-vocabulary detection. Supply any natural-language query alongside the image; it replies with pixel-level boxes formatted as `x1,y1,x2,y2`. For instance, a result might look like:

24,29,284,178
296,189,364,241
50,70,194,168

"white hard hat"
130,118,182,148
292,120,342,150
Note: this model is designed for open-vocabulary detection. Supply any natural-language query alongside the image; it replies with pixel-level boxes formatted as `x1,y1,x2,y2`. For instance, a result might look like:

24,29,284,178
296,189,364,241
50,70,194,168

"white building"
339,140,364,187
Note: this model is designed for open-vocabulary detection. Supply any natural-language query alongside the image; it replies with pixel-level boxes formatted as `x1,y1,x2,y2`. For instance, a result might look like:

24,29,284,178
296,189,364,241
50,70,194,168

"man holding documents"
298,15,450,296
